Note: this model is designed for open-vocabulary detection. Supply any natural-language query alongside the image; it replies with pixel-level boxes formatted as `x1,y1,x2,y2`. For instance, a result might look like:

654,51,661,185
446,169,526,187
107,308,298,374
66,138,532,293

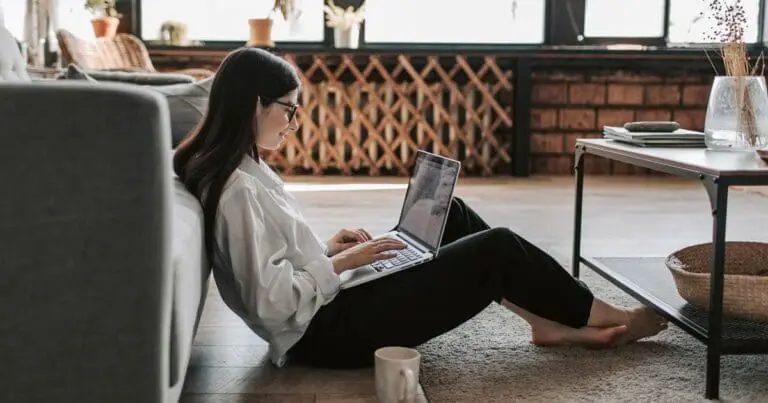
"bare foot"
611,307,668,346
532,323,628,348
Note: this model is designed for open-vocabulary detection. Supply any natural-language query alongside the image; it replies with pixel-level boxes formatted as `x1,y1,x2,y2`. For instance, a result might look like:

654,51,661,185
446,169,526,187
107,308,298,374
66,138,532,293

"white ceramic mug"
375,347,420,403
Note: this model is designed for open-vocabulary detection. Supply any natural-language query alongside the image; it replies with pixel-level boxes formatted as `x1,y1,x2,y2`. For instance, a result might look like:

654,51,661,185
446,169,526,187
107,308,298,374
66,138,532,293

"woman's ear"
255,98,263,116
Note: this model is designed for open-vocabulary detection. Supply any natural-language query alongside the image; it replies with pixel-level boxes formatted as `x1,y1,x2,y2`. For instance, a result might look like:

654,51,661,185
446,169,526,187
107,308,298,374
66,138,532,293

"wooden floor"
179,175,768,402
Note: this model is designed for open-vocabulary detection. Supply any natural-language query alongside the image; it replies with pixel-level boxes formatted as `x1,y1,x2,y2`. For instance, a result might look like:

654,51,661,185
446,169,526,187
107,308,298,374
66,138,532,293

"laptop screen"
397,151,460,252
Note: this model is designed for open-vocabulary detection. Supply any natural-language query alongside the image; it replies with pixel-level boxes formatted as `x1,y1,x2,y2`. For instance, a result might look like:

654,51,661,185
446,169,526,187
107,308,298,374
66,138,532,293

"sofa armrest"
0,81,174,403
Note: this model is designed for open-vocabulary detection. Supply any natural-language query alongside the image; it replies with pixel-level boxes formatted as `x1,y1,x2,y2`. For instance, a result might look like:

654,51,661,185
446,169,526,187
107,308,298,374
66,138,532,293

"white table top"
577,139,768,177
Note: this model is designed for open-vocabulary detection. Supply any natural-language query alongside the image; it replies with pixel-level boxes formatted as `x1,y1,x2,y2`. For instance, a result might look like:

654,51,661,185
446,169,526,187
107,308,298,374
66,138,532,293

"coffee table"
571,139,768,400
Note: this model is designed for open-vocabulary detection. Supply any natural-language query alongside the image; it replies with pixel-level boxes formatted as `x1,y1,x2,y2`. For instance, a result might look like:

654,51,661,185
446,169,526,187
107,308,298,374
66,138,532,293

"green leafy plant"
84,0,121,18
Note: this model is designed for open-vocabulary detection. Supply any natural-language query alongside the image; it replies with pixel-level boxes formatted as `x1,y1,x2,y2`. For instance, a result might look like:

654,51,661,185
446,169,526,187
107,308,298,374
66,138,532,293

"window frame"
759,0,767,45
129,0,768,51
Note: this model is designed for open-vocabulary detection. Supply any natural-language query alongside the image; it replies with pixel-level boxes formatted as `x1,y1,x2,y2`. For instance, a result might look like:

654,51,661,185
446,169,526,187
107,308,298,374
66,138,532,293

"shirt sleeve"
217,186,341,330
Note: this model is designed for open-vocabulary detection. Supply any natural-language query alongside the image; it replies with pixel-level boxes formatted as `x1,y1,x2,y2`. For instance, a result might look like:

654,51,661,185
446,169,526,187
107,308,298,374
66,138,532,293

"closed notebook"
603,126,705,140
603,126,704,147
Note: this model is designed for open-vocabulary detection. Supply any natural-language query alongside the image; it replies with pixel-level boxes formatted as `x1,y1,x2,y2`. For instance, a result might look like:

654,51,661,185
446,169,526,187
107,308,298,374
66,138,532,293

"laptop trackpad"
339,265,377,287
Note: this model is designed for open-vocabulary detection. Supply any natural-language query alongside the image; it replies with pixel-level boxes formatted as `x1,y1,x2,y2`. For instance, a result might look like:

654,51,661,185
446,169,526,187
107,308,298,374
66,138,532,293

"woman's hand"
331,238,407,274
325,228,373,257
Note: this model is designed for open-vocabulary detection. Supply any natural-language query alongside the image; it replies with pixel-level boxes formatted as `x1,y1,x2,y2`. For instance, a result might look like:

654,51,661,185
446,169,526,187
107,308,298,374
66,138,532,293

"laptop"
339,150,461,289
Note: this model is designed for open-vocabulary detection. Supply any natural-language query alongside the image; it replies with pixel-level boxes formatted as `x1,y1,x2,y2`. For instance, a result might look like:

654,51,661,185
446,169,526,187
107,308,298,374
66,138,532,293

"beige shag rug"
417,270,768,403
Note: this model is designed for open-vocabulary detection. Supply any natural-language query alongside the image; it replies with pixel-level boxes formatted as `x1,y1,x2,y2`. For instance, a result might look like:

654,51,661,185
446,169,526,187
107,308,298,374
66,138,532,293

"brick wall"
529,69,713,175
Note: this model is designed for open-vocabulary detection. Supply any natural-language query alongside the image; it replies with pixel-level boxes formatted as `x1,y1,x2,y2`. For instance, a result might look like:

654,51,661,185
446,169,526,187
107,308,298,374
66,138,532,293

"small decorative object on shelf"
84,0,122,38
705,76,768,152
247,0,299,48
160,21,189,46
324,0,366,49
702,0,768,152
666,241,768,323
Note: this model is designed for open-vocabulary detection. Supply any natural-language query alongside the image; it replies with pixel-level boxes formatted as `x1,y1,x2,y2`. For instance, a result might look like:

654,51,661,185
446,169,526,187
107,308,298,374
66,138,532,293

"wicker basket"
665,242,768,322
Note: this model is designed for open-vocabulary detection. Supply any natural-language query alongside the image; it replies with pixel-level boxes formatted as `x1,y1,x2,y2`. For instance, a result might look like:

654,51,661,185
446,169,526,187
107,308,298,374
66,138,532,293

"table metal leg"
701,177,728,401
572,145,586,278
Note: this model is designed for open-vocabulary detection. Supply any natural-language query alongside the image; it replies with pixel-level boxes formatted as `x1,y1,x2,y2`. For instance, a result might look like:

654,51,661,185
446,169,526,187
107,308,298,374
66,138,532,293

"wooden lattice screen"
261,53,514,176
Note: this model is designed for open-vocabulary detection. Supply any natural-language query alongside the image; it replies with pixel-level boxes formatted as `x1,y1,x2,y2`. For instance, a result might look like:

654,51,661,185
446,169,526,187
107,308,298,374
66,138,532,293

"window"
56,0,99,39
667,0,760,43
583,0,666,37
0,0,97,41
364,0,546,44
140,0,324,42
0,0,25,41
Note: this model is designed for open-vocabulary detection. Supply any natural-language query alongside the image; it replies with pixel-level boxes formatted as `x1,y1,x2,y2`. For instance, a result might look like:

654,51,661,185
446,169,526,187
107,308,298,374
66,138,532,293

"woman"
173,48,667,370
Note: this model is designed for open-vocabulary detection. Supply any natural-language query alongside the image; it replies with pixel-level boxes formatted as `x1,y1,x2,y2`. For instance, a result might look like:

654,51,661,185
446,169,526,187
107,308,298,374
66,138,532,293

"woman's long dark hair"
173,47,301,257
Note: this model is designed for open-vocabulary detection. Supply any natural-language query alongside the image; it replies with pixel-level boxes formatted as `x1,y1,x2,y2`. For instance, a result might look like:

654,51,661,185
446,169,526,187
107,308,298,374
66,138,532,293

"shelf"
580,256,768,354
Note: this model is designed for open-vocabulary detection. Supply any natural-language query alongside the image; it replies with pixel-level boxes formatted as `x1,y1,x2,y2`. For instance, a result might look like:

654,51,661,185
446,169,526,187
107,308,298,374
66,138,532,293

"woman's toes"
612,307,669,345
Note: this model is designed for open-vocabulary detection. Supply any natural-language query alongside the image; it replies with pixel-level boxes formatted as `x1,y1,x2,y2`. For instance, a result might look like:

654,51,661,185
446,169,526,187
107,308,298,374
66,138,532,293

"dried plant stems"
324,0,366,30
706,0,764,146
720,42,747,76
719,42,753,144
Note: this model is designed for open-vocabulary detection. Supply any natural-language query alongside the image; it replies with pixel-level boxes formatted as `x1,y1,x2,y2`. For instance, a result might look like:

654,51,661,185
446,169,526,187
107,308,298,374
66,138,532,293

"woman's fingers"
357,228,373,241
365,238,406,262
351,229,368,243
371,238,407,252
341,229,364,243
374,252,398,261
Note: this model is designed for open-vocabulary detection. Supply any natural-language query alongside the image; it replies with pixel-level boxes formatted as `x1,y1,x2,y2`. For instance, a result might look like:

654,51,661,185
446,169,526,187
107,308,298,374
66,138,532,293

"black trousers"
287,197,594,369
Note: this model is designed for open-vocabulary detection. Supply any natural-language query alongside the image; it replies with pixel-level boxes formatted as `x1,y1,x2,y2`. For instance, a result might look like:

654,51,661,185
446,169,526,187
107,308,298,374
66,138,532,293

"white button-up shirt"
211,155,340,367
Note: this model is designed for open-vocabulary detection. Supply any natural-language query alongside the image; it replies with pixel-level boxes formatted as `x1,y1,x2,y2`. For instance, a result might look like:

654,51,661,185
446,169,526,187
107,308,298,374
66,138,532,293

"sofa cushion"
58,64,98,82
0,27,30,82
60,64,212,147
152,77,212,147
170,174,209,390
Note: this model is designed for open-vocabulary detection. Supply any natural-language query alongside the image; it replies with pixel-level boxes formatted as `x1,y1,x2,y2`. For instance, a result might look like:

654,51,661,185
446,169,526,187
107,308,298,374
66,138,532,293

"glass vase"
704,76,768,151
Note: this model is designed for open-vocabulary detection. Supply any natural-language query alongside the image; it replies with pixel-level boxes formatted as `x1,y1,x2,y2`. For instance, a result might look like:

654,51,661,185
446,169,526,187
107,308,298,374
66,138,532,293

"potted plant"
702,0,768,151
324,0,366,49
247,0,298,47
84,0,121,38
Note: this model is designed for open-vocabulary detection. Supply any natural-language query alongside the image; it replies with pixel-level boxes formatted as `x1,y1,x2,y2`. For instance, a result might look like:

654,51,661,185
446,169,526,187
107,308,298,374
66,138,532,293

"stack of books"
603,126,705,147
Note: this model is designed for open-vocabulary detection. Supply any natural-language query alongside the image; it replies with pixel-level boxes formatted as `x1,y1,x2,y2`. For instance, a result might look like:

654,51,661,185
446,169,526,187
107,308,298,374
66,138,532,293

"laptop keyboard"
370,244,422,272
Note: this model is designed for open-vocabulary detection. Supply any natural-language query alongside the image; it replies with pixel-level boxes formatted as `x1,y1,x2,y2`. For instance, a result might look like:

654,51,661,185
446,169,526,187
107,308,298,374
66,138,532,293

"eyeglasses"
265,99,299,123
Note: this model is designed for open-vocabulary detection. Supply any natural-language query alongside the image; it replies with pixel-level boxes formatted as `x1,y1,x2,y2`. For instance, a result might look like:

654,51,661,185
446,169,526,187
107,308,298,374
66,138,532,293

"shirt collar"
239,154,284,189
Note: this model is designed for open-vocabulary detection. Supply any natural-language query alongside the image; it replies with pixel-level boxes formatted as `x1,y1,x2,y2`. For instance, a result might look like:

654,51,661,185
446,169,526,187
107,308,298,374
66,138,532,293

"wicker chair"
56,29,214,80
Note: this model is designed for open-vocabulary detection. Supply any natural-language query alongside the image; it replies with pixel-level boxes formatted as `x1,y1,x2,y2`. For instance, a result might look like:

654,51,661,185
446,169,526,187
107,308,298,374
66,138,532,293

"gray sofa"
0,23,211,403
